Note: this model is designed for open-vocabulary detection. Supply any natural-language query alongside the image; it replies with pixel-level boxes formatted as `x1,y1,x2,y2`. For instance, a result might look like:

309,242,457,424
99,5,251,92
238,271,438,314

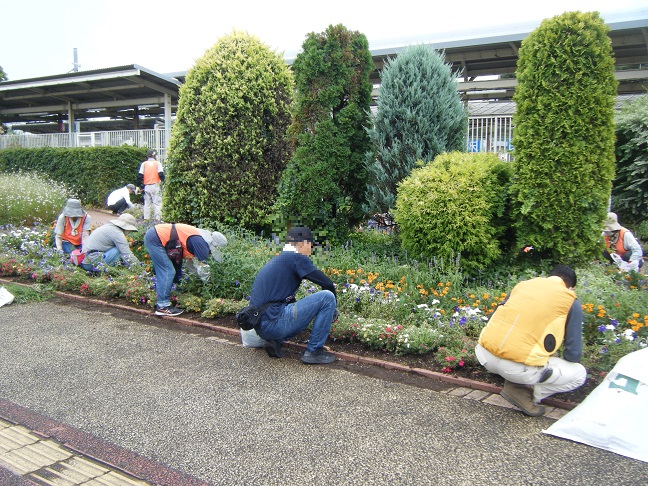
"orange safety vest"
605,228,628,258
62,215,87,246
154,223,199,259
142,160,162,185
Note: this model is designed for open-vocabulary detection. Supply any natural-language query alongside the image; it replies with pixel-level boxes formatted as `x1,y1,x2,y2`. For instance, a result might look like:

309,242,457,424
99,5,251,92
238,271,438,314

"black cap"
286,226,313,243
146,149,157,158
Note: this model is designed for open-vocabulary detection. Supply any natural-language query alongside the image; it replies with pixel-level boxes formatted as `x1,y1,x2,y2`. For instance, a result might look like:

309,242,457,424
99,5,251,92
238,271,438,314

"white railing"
1,117,515,162
466,116,514,161
0,128,169,161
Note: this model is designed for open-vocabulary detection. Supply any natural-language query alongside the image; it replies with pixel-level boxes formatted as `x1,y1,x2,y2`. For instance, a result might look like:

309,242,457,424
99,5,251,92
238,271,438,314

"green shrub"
163,31,294,229
511,11,617,265
613,94,648,226
0,147,146,207
394,151,512,272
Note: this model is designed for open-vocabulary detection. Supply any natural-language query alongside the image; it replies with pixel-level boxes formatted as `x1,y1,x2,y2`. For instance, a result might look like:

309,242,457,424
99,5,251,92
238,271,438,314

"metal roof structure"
1,17,647,134
0,64,180,133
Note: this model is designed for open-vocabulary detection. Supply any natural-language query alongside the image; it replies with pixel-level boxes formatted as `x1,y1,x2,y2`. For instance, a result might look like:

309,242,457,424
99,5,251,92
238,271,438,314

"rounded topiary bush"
394,152,512,271
163,31,294,229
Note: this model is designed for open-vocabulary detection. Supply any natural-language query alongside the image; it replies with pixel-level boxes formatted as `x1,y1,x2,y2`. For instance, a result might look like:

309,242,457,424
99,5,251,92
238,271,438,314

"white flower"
606,324,615,331
417,304,429,309
623,329,635,340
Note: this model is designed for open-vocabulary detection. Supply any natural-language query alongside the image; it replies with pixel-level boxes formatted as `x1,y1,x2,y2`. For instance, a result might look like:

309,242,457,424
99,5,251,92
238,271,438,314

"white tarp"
0,286,15,307
544,347,648,463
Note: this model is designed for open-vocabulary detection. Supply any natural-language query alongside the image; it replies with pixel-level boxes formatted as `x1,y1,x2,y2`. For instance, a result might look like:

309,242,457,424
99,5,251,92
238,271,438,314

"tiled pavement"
0,418,148,485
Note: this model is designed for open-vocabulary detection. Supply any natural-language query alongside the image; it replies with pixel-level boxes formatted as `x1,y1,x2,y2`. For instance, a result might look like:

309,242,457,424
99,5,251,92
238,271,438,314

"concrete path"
0,300,646,485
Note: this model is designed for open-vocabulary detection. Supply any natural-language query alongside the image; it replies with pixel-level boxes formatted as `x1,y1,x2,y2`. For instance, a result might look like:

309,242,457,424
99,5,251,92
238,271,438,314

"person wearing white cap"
80,214,140,271
602,212,643,270
106,184,137,215
144,223,227,316
54,198,91,254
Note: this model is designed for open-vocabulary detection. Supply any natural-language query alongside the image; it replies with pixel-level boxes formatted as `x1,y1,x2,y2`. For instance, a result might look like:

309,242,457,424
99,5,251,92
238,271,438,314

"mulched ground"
52,293,600,406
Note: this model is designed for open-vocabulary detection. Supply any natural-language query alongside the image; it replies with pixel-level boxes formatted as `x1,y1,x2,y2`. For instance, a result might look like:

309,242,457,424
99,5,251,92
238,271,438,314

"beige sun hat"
62,199,85,218
111,213,138,231
603,212,622,232
198,229,227,260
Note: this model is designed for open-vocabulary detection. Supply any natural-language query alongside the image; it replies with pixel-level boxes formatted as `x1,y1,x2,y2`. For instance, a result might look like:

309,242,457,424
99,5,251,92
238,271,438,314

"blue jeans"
61,240,81,254
80,247,121,270
144,227,176,308
257,290,336,353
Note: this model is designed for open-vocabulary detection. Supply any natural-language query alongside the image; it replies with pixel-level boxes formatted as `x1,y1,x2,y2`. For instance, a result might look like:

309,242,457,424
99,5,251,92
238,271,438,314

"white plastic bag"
544,348,648,463
0,286,15,307
610,253,639,273
241,328,267,348
185,259,211,283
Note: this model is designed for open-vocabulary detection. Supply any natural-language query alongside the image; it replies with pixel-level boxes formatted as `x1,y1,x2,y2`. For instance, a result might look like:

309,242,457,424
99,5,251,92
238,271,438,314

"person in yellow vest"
144,223,227,316
136,149,165,221
54,199,91,254
475,265,586,416
602,212,643,271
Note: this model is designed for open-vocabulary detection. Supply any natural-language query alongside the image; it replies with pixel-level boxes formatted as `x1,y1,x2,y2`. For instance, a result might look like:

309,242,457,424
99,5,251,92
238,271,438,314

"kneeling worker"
475,265,586,416
249,226,338,364
106,184,136,215
81,213,140,270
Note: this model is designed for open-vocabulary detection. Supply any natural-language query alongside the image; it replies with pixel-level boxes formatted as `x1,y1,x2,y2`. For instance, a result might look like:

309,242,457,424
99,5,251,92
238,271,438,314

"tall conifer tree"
274,24,373,237
511,11,617,264
364,44,466,214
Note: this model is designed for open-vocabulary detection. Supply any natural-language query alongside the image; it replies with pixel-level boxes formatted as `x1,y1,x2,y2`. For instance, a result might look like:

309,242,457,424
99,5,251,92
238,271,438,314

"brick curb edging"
0,278,577,411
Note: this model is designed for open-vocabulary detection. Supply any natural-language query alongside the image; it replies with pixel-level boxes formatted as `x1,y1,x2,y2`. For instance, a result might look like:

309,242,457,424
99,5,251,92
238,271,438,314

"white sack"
0,286,15,307
544,347,648,463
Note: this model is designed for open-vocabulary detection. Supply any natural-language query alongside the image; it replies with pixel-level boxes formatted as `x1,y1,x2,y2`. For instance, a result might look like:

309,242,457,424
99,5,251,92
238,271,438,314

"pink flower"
459,360,465,367
442,366,452,373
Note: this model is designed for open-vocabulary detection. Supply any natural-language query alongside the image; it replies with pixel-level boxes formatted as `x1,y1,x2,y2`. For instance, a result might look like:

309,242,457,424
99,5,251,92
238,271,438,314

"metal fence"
466,116,514,161
0,129,169,160
1,117,515,162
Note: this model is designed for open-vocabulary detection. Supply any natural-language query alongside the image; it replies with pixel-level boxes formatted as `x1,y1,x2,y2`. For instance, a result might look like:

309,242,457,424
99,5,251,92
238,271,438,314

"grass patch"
1,282,54,304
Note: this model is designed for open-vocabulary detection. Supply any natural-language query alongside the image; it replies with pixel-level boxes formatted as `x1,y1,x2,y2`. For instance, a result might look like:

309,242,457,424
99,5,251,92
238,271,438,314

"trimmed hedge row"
0,146,147,207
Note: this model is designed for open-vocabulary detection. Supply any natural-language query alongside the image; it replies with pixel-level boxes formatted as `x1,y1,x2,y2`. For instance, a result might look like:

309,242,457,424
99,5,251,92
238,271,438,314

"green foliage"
0,65,6,81
613,94,648,226
0,146,145,206
274,24,374,240
394,151,513,272
365,44,467,213
2,283,53,304
163,31,294,229
511,11,617,265
0,172,71,225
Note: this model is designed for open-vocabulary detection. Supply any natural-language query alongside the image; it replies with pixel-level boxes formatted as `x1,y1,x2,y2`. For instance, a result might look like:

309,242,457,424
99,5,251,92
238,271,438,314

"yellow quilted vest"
478,276,576,366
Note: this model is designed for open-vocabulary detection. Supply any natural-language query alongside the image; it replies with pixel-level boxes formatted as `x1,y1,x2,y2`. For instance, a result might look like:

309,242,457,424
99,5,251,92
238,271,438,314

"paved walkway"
1,299,646,485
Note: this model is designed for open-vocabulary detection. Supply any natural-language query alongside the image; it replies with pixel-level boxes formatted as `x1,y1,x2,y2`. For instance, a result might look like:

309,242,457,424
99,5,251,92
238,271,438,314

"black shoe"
154,306,184,316
301,349,335,364
263,339,284,358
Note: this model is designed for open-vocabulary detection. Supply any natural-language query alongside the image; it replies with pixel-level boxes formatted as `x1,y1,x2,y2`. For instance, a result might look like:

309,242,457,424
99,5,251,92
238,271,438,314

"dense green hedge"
0,146,146,207
394,152,512,272
613,94,648,227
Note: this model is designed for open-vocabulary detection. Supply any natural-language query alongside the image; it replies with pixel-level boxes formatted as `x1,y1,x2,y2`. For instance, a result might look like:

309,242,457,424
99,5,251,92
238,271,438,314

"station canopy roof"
1,17,647,133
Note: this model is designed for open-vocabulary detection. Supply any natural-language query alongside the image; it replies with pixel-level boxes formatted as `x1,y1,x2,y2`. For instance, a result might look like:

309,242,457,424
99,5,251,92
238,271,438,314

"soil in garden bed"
54,294,600,406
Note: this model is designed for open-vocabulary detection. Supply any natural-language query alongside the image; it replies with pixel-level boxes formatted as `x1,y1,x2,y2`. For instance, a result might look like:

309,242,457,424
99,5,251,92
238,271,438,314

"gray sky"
2,0,646,81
